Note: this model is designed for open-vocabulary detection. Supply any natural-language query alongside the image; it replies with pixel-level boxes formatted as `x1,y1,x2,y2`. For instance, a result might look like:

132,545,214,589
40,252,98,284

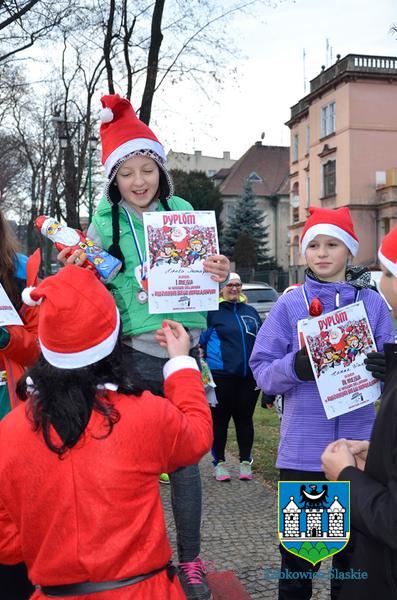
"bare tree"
99,0,265,124
0,0,80,63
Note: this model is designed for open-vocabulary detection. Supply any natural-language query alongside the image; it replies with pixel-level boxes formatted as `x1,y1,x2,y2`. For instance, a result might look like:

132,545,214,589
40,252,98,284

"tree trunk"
63,143,80,228
139,0,165,125
103,0,116,94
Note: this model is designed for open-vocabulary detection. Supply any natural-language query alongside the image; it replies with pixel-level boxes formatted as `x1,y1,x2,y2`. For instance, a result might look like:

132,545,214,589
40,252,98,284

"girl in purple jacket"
249,206,394,600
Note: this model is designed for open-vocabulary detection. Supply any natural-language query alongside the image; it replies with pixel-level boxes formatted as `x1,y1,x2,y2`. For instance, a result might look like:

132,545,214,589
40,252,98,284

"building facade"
217,141,290,272
286,54,397,282
166,149,236,177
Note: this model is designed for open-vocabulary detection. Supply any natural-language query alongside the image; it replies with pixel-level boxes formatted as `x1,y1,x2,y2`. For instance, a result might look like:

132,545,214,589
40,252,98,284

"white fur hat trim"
100,107,114,123
22,287,42,306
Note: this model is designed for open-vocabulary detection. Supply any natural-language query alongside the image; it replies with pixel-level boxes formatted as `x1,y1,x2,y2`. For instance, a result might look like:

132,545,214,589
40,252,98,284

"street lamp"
87,135,98,225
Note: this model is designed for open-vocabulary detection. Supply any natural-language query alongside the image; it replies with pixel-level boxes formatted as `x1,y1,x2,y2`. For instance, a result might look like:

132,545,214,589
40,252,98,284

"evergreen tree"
221,178,273,270
170,169,223,235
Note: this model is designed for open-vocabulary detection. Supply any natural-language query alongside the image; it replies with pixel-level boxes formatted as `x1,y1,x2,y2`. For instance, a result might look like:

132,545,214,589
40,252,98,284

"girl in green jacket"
60,94,229,600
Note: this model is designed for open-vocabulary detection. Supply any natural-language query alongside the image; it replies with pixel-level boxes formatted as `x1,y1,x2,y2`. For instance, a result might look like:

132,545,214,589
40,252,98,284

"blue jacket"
200,300,262,378
249,275,395,471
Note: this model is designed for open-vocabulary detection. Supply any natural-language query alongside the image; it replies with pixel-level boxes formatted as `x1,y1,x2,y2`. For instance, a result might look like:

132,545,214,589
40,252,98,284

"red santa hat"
22,265,120,369
99,94,166,177
378,224,397,277
300,207,359,256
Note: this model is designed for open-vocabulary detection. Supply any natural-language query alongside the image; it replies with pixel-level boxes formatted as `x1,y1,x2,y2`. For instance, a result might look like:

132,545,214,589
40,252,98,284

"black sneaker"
177,557,213,600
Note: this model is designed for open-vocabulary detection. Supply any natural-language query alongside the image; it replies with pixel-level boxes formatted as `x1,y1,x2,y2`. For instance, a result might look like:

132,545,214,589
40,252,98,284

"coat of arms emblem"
278,481,350,565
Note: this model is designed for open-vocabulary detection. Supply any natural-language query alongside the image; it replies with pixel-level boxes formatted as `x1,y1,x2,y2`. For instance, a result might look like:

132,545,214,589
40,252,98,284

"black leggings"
211,374,259,463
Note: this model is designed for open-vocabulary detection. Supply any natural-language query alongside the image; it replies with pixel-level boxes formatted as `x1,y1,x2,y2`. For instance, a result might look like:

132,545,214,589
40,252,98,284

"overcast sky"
156,0,397,159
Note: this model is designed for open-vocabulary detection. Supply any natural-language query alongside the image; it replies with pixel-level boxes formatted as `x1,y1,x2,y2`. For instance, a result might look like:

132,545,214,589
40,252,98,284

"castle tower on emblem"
327,496,345,537
306,508,323,538
282,497,301,538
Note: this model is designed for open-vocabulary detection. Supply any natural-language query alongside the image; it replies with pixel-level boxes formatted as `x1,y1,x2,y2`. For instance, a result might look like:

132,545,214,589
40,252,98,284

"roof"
328,497,345,512
213,167,231,179
219,143,290,197
282,497,301,513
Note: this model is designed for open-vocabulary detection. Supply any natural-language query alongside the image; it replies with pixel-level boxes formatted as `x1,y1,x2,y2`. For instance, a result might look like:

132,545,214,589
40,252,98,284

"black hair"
17,335,143,456
107,165,171,269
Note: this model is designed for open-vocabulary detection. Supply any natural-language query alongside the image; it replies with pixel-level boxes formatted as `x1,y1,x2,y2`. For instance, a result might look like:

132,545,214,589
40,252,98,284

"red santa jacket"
1,249,40,409
0,364,212,599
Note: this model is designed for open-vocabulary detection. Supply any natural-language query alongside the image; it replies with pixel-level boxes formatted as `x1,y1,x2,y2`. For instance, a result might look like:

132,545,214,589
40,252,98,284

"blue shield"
278,480,350,565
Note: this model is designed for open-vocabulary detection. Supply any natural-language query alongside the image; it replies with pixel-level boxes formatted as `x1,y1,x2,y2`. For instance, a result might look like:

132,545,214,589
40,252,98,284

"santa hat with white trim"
378,224,397,277
100,94,166,177
22,265,120,369
99,94,174,268
300,206,359,256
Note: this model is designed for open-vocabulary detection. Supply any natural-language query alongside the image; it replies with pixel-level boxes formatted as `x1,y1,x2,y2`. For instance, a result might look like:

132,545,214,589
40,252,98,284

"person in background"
249,207,394,600
0,265,212,600
321,222,397,600
59,93,229,600
200,273,262,482
0,209,40,600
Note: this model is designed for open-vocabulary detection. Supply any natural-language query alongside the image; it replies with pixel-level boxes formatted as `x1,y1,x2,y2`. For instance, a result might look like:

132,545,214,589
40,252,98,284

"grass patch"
228,399,280,488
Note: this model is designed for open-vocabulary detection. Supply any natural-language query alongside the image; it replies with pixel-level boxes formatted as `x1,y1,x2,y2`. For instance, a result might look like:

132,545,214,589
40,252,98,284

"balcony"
310,54,397,93
288,53,397,124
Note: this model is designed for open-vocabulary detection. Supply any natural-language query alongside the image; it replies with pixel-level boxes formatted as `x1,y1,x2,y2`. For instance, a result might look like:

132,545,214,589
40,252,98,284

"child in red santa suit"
59,94,229,600
0,265,212,600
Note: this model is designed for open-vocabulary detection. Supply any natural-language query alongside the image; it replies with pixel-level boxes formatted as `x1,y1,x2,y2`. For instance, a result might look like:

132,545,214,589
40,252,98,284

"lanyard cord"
302,285,360,312
121,207,146,279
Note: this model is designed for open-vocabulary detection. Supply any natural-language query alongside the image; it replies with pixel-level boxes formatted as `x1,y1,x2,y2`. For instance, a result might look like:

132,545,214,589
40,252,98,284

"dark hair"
108,165,171,269
0,209,23,310
17,336,143,456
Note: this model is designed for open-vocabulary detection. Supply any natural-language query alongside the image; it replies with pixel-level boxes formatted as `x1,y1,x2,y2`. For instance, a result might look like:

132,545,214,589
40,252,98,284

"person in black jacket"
321,223,397,600
200,273,262,482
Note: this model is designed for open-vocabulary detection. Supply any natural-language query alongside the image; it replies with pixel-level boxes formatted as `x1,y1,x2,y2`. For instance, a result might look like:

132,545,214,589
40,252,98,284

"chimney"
223,151,230,160
255,141,262,147
194,150,202,157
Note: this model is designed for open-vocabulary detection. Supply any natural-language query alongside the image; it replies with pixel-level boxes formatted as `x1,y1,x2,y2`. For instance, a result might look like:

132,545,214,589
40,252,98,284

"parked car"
241,282,279,321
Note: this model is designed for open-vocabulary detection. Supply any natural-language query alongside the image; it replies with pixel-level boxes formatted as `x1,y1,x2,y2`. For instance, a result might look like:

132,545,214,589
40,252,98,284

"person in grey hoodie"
249,207,394,600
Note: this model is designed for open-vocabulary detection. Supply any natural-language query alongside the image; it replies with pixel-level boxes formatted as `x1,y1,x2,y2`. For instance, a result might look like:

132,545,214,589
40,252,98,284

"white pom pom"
22,287,42,306
100,107,114,123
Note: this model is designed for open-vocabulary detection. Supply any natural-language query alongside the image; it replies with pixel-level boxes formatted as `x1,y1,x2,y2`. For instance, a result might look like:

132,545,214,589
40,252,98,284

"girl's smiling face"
115,155,160,212
304,235,350,282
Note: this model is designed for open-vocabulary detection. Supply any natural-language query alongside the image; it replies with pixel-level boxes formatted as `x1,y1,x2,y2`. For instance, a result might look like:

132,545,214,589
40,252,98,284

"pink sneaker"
178,557,213,600
239,461,253,480
213,461,231,482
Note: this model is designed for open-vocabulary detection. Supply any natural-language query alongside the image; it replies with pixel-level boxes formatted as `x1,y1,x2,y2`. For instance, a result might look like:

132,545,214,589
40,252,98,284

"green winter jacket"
92,195,207,337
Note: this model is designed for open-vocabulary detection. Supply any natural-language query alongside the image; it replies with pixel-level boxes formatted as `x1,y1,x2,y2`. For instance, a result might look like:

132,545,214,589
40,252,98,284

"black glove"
294,347,315,381
261,394,276,409
364,351,386,381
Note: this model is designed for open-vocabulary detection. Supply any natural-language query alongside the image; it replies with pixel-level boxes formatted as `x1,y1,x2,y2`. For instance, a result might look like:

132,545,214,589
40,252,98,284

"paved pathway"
161,453,332,600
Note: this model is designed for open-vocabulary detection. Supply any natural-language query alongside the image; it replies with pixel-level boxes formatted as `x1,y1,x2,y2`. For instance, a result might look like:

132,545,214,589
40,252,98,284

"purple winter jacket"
249,276,394,471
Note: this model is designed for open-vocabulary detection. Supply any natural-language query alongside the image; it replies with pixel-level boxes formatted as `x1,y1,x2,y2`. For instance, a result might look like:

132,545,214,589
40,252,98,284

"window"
293,134,299,162
306,126,310,153
320,101,336,138
291,181,299,209
383,217,390,236
323,159,336,197
293,207,299,223
225,203,236,220
243,288,279,303
306,175,311,207
247,171,262,182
